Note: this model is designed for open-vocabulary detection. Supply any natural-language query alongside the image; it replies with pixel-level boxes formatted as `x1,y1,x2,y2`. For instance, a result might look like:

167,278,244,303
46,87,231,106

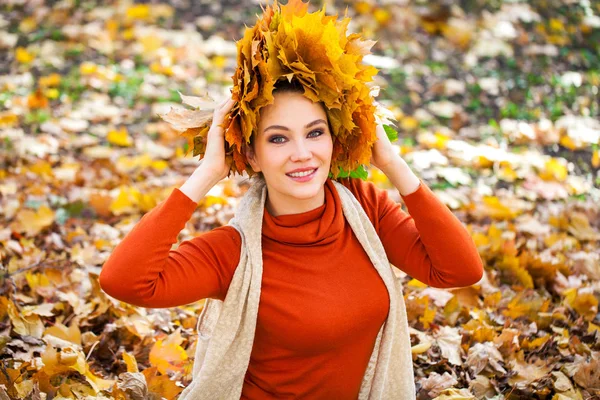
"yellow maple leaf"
38,73,61,87
407,278,428,289
481,196,521,220
483,291,502,308
588,323,600,334
539,158,568,181
6,300,44,338
80,62,98,75
521,335,549,350
503,291,545,321
15,205,55,237
41,345,113,392
28,160,54,178
149,339,188,375
465,320,496,343
25,272,50,292
16,47,35,64
420,305,436,329
44,323,82,346
110,187,141,215
19,16,37,33
400,116,419,131
126,4,150,20
498,255,534,289
563,288,598,321
107,127,133,147
0,111,18,127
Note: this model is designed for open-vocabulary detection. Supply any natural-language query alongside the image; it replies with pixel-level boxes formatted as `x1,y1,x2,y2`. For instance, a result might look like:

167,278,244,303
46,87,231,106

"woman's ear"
245,144,261,172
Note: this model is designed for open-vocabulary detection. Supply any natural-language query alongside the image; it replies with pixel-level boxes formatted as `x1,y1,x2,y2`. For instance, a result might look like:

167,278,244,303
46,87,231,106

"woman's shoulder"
197,225,242,246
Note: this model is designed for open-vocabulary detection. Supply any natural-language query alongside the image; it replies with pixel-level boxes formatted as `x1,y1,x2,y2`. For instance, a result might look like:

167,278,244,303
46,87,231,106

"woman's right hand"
200,97,236,181
179,97,235,203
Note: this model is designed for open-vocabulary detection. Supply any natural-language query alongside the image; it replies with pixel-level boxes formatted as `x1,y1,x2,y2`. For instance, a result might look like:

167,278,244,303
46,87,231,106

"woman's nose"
290,139,312,161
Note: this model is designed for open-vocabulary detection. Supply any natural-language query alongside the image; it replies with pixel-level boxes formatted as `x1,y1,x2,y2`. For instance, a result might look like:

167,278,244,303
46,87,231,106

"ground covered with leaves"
0,0,599,399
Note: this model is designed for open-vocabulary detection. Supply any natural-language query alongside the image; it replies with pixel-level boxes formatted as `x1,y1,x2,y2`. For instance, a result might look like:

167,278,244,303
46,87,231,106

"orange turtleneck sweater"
99,178,483,399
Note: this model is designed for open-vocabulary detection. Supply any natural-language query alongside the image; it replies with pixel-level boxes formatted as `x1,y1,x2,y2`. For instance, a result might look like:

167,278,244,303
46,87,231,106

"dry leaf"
434,326,463,366
117,372,148,400
573,352,600,390
420,372,458,398
466,342,506,375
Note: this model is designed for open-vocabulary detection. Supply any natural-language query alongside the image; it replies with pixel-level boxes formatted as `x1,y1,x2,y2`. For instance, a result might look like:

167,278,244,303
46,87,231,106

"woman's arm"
100,96,241,307
99,183,241,308
356,124,484,288
343,177,483,288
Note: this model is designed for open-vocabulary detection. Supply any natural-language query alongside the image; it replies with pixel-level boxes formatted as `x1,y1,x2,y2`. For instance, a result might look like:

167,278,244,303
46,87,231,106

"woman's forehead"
259,92,327,126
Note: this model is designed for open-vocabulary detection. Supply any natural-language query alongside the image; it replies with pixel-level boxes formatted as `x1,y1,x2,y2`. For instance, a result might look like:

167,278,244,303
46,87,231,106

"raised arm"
346,123,484,288
342,178,483,288
100,96,242,307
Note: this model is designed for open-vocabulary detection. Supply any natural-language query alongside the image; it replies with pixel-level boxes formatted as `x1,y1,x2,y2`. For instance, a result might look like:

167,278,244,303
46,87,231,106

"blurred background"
1,0,599,399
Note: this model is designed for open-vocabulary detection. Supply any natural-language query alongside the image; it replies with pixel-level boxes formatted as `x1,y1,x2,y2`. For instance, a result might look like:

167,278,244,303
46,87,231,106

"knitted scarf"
179,178,416,399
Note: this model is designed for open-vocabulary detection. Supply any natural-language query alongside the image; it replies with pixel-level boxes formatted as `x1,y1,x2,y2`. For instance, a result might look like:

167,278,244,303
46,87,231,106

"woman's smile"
286,167,318,181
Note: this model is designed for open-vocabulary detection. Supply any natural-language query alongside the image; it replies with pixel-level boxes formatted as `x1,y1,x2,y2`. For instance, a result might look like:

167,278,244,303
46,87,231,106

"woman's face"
247,91,333,216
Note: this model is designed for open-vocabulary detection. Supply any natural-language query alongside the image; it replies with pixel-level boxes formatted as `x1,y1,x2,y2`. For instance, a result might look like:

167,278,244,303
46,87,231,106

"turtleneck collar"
262,179,344,246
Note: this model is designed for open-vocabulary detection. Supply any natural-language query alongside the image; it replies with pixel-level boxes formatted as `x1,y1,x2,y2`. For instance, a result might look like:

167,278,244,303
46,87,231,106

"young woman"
99,80,484,399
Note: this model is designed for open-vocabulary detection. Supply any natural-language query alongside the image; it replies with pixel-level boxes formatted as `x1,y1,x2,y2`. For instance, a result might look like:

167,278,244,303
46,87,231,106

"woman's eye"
269,135,286,144
308,129,324,138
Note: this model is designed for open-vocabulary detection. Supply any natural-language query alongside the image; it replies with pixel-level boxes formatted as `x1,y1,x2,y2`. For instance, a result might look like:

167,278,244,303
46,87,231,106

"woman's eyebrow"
264,119,327,133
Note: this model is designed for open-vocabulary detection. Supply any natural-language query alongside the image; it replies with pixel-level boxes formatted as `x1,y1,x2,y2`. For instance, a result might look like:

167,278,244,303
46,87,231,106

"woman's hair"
271,78,305,96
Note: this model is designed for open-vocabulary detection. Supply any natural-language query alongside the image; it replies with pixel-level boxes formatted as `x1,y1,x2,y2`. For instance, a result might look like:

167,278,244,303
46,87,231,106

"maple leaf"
573,352,600,391
13,205,55,237
508,354,552,389
420,371,458,398
160,0,380,178
563,288,599,321
466,342,506,375
149,338,188,375
434,326,463,366
142,367,183,400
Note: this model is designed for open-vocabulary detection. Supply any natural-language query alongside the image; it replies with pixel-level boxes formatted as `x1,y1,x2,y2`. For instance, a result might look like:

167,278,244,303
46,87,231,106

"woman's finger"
219,98,234,112
219,97,229,107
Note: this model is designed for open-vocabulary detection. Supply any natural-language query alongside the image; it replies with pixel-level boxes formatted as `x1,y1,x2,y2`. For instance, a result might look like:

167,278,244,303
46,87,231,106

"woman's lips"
286,168,317,182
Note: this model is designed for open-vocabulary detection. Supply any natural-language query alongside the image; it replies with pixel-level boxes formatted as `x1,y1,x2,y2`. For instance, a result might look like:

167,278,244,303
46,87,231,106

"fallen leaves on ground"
0,0,599,399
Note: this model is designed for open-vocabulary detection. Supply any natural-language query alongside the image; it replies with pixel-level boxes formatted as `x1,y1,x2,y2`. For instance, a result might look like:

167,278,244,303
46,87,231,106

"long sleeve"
341,178,483,288
99,187,241,308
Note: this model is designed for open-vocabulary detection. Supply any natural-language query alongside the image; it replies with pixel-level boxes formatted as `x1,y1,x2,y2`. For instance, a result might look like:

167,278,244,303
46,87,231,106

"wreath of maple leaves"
161,0,393,178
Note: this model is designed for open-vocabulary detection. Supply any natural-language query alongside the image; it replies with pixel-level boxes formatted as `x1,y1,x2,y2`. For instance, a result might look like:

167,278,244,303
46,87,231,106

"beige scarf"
179,178,416,399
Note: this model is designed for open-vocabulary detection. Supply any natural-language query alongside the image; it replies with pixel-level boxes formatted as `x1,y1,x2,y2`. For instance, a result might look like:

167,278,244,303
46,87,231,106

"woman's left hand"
370,123,401,174
370,123,421,195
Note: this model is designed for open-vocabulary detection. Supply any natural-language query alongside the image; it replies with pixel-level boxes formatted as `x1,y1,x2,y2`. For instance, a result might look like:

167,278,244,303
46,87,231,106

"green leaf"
332,165,368,181
383,124,398,142
349,165,369,180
